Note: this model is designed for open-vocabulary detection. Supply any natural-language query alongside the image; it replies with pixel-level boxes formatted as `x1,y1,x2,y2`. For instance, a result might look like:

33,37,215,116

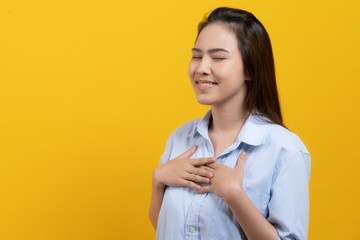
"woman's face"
188,23,248,108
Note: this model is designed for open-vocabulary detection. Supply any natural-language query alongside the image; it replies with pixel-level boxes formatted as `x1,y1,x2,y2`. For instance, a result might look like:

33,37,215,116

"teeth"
198,83,215,85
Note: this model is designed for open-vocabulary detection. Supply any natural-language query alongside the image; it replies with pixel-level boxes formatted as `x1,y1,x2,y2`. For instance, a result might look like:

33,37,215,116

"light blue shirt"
157,110,311,240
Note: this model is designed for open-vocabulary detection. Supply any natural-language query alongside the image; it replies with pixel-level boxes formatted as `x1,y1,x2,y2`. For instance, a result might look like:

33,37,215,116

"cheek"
212,64,231,80
188,61,197,79
219,63,245,81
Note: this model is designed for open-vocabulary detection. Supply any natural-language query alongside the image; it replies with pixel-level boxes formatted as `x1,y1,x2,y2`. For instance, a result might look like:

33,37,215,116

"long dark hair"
197,7,284,127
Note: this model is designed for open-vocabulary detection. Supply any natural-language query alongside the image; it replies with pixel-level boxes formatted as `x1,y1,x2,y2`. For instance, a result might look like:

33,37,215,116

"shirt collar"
192,110,212,140
192,110,270,146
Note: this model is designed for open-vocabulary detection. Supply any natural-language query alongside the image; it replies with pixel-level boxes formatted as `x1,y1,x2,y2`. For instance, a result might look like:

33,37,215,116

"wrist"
152,167,166,190
222,184,245,203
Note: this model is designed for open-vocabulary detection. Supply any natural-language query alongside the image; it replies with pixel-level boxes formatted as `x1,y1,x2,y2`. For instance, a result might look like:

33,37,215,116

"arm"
148,145,215,230
195,152,278,240
267,151,310,239
224,184,278,240
149,173,166,230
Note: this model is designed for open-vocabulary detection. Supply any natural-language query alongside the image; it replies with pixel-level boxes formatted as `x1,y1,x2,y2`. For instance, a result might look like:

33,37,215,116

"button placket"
184,193,207,239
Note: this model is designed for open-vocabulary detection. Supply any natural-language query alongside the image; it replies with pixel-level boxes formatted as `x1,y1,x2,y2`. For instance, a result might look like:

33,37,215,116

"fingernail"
241,151,246,156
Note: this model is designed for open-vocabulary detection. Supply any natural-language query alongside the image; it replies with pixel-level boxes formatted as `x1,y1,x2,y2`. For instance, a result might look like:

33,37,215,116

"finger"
179,179,202,190
190,157,216,166
235,151,246,170
192,166,214,178
194,186,212,194
198,166,214,172
185,173,211,183
177,145,197,160
206,162,220,169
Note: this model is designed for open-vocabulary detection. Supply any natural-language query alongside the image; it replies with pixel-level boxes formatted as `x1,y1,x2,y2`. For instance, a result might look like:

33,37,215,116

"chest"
208,131,239,158
170,135,277,195
159,143,276,239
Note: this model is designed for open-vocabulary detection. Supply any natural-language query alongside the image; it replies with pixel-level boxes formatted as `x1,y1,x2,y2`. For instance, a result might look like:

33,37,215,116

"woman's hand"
153,145,216,190
194,151,246,199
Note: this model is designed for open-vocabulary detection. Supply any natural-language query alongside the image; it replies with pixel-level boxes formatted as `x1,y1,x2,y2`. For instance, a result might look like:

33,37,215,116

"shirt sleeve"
267,150,311,240
159,131,176,165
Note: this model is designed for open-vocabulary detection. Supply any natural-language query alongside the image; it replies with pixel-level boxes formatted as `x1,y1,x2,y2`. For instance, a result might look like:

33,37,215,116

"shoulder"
168,118,201,141
245,114,309,156
247,114,310,168
267,123,309,155
264,123,311,178
159,118,201,164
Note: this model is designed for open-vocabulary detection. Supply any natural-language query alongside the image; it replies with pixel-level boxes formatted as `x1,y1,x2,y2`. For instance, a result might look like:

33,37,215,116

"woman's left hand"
194,151,246,199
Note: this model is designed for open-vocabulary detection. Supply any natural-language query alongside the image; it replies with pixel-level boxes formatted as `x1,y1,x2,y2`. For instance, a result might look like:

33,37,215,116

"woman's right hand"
152,145,215,190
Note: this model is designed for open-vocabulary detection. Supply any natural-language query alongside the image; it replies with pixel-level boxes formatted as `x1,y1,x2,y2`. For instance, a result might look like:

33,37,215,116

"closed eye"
192,56,202,59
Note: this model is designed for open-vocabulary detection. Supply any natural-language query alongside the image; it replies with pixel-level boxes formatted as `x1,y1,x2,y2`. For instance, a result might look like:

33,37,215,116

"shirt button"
189,226,197,233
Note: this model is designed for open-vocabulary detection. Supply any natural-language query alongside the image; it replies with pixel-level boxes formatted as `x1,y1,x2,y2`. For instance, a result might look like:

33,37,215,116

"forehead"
194,23,238,50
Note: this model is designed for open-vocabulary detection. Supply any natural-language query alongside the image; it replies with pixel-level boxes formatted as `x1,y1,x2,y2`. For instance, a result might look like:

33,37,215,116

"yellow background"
1,0,359,239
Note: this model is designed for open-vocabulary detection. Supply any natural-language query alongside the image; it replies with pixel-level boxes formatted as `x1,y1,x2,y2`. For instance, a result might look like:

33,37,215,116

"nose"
195,57,211,75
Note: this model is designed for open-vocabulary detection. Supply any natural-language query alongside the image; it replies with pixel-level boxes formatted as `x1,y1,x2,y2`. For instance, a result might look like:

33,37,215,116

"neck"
210,104,249,134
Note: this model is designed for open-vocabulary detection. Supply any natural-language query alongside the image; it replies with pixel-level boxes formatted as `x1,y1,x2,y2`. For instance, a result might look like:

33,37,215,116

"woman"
149,7,310,240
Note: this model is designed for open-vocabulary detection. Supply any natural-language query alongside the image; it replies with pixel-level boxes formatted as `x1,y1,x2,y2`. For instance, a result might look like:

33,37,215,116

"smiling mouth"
195,80,218,90
195,80,218,86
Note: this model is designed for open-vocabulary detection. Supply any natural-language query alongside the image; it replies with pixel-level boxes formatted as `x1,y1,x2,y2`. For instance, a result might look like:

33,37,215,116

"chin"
196,96,214,106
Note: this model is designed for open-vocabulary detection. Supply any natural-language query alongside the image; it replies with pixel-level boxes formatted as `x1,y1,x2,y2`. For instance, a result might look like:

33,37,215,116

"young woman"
149,7,310,240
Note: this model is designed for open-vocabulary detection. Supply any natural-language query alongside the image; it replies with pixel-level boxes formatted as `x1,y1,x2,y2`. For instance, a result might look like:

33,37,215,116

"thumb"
177,145,197,160
194,185,212,194
235,151,246,170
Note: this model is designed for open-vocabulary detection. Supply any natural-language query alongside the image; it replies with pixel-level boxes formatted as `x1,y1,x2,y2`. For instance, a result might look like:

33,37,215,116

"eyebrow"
192,48,229,54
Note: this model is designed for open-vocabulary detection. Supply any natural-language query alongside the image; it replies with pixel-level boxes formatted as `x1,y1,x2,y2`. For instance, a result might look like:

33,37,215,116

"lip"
195,79,218,90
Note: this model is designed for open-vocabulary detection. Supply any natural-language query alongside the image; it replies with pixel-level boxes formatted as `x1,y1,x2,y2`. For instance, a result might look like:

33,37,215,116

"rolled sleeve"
268,151,311,240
